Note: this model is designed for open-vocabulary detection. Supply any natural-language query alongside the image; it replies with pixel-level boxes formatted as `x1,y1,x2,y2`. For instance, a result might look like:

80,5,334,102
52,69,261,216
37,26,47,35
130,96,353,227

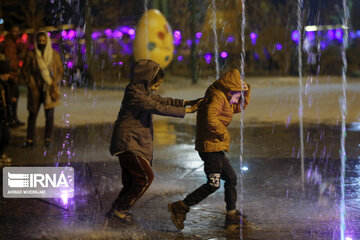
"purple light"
91,32,101,40
195,32,202,39
104,29,112,38
113,30,123,38
128,28,135,36
61,192,68,205
327,30,335,40
204,53,212,64
357,30,360,37
174,30,181,39
227,35,235,43
250,32,257,40
275,43,283,51
186,39,192,46
335,29,343,40
67,61,73,68
120,26,130,33
61,30,67,38
177,55,183,61
113,62,117,66
250,32,257,45
306,31,315,41
291,30,299,42
350,31,356,39
173,30,182,45
220,51,228,58
81,45,86,55
47,32,51,37
254,53,260,60
118,61,123,65
195,39,200,44
320,41,327,50
68,30,76,40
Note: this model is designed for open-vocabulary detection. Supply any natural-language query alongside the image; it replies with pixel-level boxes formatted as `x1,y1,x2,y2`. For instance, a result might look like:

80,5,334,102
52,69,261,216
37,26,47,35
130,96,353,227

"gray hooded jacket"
110,59,185,162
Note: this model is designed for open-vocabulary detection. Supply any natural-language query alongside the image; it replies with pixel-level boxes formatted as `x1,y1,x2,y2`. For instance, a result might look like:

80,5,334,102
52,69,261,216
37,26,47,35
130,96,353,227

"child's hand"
185,98,203,113
185,98,203,106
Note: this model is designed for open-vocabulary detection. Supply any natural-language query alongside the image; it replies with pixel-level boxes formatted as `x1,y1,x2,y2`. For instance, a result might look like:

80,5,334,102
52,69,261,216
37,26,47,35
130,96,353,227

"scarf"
34,31,53,86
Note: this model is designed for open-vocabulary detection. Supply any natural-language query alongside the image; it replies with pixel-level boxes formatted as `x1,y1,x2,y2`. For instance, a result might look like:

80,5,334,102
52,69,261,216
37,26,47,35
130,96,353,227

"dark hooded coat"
110,59,185,162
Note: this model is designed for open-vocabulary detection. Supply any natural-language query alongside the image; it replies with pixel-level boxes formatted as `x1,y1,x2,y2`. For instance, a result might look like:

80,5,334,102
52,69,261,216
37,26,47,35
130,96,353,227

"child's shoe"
104,209,134,229
225,210,247,230
168,200,190,230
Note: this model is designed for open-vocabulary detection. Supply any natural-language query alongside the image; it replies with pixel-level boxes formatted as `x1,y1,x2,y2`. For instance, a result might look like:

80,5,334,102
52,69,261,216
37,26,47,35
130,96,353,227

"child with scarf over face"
169,69,251,231
106,59,202,226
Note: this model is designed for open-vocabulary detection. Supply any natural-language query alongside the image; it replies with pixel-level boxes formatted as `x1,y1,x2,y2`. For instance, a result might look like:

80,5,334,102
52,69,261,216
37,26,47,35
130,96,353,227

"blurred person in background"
3,24,25,128
22,30,63,148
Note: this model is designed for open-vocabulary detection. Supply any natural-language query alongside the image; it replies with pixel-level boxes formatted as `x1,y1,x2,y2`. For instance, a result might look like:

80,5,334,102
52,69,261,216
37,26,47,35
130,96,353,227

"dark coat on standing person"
0,60,11,121
3,35,19,84
22,49,63,113
110,59,186,162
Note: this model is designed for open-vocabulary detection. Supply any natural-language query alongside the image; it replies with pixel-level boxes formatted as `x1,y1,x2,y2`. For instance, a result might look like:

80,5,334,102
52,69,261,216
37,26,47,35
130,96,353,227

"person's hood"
131,59,162,90
34,30,53,68
212,69,248,93
35,30,53,52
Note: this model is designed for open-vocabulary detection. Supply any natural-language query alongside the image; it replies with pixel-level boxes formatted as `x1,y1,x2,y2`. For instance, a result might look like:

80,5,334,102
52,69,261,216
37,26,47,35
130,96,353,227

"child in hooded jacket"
169,69,251,230
106,59,201,225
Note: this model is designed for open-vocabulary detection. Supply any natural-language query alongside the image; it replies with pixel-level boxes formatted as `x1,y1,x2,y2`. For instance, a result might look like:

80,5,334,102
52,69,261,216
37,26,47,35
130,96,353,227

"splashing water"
144,0,150,59
297,0,305,188
340,1,349,239
211,0,219,79
239,0,246,234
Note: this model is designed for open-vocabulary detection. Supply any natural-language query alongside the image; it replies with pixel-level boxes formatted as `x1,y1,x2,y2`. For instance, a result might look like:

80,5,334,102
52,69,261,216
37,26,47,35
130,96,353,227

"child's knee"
207,184,220,193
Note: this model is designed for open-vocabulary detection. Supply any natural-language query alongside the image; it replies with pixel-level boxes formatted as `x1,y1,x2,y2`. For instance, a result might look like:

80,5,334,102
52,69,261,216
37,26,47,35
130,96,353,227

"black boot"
104,209,135,229
168,200,190,230
22,140,34,148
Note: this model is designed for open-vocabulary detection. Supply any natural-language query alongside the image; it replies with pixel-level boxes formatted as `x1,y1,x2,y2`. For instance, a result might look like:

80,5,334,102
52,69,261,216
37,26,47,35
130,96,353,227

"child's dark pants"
183,151,237,211
111,151,154,211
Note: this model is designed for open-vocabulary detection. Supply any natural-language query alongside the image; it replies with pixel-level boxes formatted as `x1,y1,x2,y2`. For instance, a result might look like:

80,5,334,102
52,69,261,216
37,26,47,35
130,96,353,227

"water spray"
339,1,349,239
297,0,305,189
211,0,220,79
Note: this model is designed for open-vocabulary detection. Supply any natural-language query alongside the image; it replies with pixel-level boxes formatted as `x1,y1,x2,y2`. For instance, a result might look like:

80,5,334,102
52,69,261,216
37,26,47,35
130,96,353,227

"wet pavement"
1,118,360,239
1,77,360,239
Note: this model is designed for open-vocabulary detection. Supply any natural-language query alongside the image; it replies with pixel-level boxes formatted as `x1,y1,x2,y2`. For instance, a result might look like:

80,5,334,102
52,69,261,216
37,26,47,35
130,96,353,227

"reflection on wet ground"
1,120,360,239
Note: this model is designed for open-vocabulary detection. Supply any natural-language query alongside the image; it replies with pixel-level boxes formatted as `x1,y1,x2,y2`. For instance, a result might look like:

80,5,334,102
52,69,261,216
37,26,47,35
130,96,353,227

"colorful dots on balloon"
158,32,165,40
148,42,156,51
134,9,174,69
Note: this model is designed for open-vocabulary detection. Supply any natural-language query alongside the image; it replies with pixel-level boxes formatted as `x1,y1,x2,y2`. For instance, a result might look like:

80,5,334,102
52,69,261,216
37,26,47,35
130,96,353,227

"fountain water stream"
297,0,305,188
211,0,220,79
339,1,349,239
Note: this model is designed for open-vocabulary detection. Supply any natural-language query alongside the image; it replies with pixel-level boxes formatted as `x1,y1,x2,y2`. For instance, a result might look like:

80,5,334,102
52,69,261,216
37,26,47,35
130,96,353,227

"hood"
212,69,248,93
34,30,53,68
131,59,162,90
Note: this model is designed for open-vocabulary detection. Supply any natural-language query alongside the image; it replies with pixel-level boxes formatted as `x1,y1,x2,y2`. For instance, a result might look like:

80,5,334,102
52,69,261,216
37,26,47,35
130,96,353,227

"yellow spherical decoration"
134,9,174,69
